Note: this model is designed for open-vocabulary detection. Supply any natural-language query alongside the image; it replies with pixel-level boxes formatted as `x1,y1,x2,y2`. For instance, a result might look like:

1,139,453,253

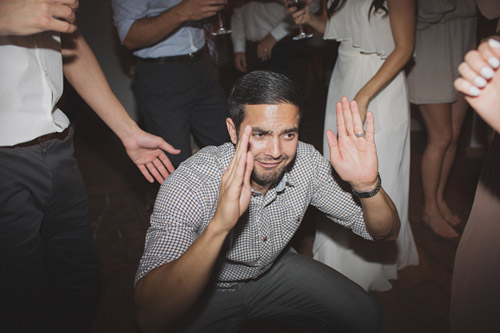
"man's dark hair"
228,71,303,133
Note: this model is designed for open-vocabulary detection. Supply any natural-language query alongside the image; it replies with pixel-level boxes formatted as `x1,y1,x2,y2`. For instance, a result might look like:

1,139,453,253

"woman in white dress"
288,0,418,291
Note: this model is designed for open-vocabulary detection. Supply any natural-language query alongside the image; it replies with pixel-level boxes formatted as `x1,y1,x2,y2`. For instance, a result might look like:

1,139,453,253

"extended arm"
61,32,179,183
353,0,415,122
0,0,78,35
327,97,400,240
454,37,500,133
135,126,254,332
120,0,226,50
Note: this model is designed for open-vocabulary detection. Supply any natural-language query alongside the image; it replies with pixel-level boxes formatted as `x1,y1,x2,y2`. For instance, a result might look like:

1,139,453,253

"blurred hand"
176,0,227,21
234,52,247,72
285,0,312,26
257,33,276,61
0,0,79,35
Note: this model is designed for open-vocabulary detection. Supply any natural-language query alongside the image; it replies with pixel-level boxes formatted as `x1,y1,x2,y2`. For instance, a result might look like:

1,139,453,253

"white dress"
313,0,419,291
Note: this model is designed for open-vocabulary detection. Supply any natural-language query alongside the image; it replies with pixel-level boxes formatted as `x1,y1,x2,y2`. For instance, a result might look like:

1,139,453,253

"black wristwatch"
351,173,381,198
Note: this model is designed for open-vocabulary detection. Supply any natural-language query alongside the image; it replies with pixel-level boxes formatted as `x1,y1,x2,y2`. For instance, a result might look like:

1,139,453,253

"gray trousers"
0,128,100,333
178,251,382,332
135,51,230,167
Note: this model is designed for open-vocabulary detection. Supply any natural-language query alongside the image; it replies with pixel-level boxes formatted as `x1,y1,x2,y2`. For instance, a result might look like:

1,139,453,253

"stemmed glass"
285,0,313,40
211,8,231,36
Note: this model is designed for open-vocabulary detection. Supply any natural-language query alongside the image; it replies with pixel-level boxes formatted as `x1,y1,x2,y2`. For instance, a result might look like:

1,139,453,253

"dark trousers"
135,51,230,167
177,251,382,332
0,128,100,333
245,36,307,90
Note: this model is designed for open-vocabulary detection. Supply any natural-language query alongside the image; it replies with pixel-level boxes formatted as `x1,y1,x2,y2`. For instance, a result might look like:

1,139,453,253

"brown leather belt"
1,127,70,148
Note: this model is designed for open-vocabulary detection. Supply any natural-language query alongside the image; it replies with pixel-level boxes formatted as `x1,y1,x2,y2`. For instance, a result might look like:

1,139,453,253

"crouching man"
134,71,400,332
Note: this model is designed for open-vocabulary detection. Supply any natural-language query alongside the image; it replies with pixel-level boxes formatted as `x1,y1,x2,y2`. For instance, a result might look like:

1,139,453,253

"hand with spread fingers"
122,129,180,184
327,97,379,192
454,37,500,133
212,125,254,233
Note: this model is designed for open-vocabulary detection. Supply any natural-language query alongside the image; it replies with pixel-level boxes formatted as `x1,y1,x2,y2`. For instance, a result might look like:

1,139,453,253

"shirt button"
296,217,301,222
260,266,266,270
263,236,268,242
251,192,258,197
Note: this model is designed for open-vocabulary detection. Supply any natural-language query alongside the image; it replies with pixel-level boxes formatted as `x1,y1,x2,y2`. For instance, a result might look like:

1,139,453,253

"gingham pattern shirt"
136,142,373,290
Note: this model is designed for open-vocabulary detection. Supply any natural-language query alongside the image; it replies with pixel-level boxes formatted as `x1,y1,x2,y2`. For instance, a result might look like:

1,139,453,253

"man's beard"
251,155,296,188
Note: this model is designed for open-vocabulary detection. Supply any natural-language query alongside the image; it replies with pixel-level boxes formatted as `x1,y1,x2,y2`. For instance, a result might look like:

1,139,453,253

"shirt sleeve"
111,0,149,43
231,6,247,53
269,22,290,42
308,147,373,240
134,166,212,284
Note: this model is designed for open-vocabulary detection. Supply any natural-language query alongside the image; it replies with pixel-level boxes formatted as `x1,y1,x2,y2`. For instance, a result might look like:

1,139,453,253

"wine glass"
286,0,313,40
211,8,231,36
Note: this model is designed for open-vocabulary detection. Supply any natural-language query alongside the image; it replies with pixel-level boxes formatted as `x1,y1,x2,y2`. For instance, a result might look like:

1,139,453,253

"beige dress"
407,0,477,104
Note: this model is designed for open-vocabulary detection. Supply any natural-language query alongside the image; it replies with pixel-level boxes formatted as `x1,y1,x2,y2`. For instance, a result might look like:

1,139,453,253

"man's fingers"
341,97,354,136
365,111,375,143
138,164,154,183
336,101,346,138
243,151,254,188
153,156,170,181
350,100,364,137
51,3,76,23
158,152,176,174
146,161,164,184
227,125,251,176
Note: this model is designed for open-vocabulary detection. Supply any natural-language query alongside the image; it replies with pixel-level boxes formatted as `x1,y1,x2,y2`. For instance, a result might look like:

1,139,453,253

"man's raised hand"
327,97,379,192
212,125,254,233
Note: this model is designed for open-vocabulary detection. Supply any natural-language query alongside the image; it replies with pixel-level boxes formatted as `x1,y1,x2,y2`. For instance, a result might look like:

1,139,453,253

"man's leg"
190,54,230,148
243,251,382,332
134,60,193,167
174,287,247,332
41,129,100,332
0,144,51,332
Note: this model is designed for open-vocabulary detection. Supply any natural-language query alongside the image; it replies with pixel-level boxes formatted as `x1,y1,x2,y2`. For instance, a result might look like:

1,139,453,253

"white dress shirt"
0,32,69,146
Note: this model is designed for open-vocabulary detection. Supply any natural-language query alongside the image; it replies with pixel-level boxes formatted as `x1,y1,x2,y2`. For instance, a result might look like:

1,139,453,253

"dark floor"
70,57,485,332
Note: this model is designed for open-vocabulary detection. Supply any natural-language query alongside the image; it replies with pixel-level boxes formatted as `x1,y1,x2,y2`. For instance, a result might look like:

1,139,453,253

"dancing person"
134,71,400,332
450,10,500,331
111,0,230,167
288,0,418,291
0,1,178,331
406,0,477,238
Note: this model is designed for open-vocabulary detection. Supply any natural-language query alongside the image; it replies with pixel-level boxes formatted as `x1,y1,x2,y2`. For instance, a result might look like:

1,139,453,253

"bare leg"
419,103,459,238
437,94,468,225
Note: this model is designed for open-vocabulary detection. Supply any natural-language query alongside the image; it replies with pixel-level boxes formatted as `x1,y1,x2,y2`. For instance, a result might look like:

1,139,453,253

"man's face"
228,104,300,193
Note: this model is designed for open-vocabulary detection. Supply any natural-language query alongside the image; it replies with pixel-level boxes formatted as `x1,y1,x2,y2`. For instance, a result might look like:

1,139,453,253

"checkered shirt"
135,142,372,290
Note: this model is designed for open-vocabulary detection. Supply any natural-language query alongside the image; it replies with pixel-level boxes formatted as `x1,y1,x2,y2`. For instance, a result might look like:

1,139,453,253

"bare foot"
423,212,459,238
438,201,462,226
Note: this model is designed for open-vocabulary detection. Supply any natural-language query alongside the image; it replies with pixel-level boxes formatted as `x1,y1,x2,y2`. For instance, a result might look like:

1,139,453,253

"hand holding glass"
286,0,313,40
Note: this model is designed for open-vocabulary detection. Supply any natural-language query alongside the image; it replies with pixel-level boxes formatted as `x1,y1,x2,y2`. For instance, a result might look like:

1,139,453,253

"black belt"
139,48,205,64
2,127,70,148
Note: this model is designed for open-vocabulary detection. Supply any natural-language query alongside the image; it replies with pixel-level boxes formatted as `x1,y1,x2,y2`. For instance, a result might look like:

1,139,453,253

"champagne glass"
211,7,231,36
286,0,313,40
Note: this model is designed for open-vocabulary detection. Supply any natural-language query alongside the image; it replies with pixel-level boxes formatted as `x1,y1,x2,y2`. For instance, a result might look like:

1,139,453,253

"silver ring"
354,131,365,138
